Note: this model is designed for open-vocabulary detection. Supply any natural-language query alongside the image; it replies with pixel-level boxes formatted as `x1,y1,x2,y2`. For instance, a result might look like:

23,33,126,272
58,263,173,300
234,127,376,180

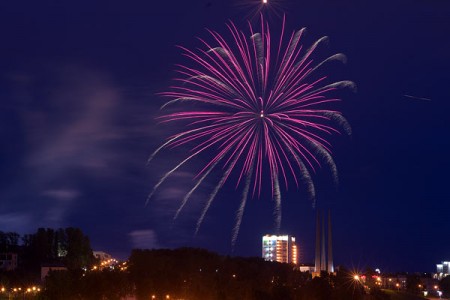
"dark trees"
406,274,422,294
441,276,450,297
128,248,310,300
21,227,95,272
0,232,20,252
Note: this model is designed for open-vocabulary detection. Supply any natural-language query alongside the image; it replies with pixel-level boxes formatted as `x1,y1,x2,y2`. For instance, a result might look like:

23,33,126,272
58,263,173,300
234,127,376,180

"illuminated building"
436,261,450,279
93,251,118,270
93,251,112,262
262,235,298,264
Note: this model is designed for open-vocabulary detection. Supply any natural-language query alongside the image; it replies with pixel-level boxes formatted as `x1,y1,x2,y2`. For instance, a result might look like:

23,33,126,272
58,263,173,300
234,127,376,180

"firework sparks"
149,16,354,246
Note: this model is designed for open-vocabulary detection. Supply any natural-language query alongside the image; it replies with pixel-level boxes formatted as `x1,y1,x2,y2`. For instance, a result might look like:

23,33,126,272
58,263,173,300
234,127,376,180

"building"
93,251,118,270
93,251,112,262
0,253,18,271
298,264,315,273
262,235,298,264
41,264,67,281
436,261,450,279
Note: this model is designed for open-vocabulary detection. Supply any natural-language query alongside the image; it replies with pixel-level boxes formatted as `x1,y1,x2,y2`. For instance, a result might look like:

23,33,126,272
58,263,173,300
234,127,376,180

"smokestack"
321,216,326,271
315,211,321,272
327,209,334,273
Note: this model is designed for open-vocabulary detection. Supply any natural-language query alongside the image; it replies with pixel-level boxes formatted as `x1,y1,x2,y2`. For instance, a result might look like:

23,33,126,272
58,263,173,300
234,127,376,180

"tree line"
44,248,370,300
0,228,94,285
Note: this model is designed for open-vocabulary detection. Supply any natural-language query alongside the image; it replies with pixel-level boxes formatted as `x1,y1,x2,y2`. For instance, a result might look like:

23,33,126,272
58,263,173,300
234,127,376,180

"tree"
300,275,332,300
20,227,95,275
440,276,450,298
406,274,421,294
333,266,364,300
0,232,20,252
63,227,95,270
42,270,81,300
79,269,132,300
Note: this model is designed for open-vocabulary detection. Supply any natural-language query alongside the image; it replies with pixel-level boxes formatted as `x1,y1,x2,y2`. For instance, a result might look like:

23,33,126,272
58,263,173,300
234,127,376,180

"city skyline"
0,0,449,273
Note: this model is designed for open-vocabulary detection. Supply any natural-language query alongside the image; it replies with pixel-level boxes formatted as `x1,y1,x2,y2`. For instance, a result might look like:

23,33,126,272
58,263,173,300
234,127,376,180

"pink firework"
148,16,354,246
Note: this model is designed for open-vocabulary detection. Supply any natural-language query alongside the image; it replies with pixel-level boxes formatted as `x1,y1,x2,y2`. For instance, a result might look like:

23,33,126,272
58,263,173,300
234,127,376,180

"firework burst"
234,0,285,21
148,16,354,247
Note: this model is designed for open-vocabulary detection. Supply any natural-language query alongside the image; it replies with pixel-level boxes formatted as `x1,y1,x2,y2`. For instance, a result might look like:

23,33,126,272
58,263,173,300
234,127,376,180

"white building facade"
262,235,298,264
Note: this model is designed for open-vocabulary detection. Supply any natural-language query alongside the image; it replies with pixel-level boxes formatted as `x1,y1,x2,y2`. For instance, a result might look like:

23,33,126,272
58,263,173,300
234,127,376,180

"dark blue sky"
0,0,449,273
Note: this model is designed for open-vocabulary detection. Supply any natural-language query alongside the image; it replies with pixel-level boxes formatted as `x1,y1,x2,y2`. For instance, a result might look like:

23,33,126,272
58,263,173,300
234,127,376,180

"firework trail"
173,160,219,220
195,155,240,235
231,162,254,249
150,16,354,243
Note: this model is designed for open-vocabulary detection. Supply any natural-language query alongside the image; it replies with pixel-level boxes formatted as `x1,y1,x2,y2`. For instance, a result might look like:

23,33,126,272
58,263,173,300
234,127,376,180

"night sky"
1,0,449,273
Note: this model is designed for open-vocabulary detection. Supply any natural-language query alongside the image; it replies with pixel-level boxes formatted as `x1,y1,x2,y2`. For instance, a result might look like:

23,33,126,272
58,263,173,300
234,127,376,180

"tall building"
262,235,298,264
314,209,334,274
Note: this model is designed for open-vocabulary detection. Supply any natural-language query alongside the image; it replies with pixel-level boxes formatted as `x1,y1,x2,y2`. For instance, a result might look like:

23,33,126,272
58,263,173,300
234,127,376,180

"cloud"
24,66,121,179
42,189,80,201
0,64,155,231
41,188,80,224
0,213,33,233
129,229,161,249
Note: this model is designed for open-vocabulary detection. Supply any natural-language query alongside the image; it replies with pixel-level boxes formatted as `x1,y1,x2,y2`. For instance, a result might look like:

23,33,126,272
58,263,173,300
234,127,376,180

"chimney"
327,209,334,273
314,211,321,272
321,215,326,271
